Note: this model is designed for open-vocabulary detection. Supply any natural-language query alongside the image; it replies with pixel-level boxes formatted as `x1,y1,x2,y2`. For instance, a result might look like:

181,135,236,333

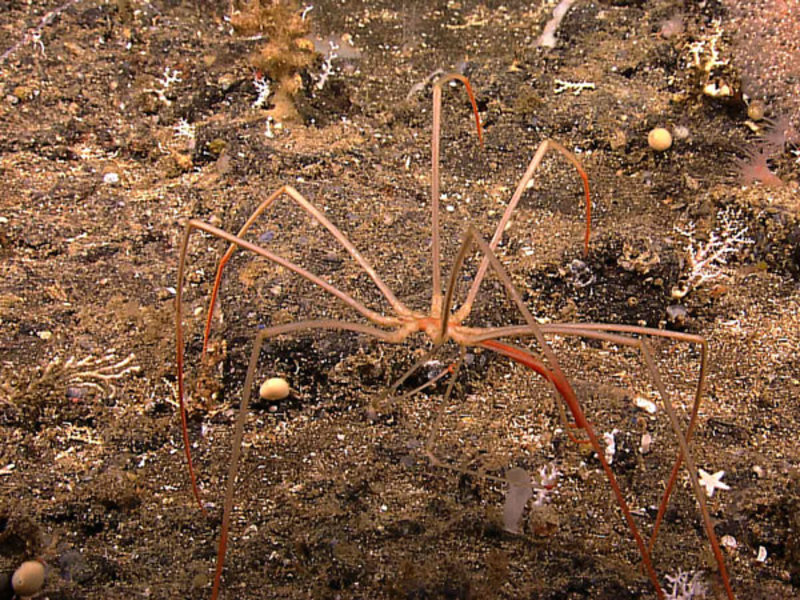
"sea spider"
176,74,735,599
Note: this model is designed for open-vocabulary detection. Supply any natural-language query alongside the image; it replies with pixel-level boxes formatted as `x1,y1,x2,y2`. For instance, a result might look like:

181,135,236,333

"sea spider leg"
423,345,467,466
428,75,590,324
200,184,411,358
176,218,411,511
429,73,482,317
451,140,591,326
210,319,408,600
472,322,707,543
370,344,448,416
543,324,731,600
392,359,457,401
539,323,708,558
437,225,666,597
638,336,734,600
472,320,734,600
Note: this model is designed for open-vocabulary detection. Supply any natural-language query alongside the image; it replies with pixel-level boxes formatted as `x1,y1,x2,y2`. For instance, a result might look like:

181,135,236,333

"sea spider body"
176,74,736,600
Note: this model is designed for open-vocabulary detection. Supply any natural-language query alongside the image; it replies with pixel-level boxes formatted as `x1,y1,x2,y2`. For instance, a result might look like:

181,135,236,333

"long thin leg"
639,339,734,600
468,322,733,600
430,73,483,318
422,345,466,461
452,140,591,325
438,226,664,598
546,325,732,600
478,338,664,597
372,343,446,414
202,184,410,358
539,322,708,559
428,79,590,324
209,319,406,600
177,219,411,511
394,359,455,401
468,321,707,547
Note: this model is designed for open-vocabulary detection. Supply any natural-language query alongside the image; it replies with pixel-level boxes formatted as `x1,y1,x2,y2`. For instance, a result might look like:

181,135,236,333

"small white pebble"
103,172,120,185
259,377,290,401
336,433,345,442
639,432,652,454
752,465,765,478
36,330,52,341
446,205,455,212
380,504,388,512
757,545,768,562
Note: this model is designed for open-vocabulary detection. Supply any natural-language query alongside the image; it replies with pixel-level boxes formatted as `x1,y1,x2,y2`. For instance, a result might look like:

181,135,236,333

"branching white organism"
316,40,339,90
671,207,753,299
252,75,272,109
664,569,707,599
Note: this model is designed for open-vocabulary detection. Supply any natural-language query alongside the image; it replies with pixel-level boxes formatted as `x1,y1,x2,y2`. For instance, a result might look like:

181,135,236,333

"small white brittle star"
698,468,730,497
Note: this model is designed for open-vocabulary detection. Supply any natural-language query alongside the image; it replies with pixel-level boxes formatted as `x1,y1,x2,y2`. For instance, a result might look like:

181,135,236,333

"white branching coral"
664,570,707,599
2,351,140,419
252,75,272,109
174,118,196,141
685,19,733,98
316,40,339,90
6,352,140,402
533,463,561,506
145,67,182,106
62,352,141,398
671,207,753,299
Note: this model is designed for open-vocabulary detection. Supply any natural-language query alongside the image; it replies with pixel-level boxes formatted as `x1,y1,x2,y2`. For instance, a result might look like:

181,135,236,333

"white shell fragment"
634,396,657,414
259,377,290,401
12,560,45,596
721,534,738,551
757,546,768,562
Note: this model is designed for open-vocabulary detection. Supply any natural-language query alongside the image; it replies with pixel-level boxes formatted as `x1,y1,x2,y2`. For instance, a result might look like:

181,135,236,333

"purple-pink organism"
762,115,800,150
735,145,783,187
658,13,685,39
